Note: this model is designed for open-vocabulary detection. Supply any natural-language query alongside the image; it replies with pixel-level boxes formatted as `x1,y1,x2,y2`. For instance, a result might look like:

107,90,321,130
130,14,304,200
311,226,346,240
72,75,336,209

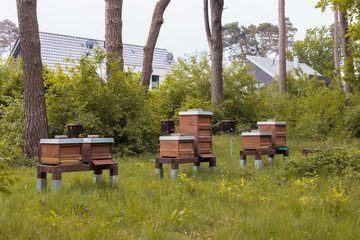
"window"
151,75,160,89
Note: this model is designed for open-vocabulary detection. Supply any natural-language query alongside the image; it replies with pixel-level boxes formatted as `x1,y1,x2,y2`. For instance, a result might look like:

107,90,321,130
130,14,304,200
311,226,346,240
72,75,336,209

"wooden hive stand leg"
52,170,62,193
193,162,201,172
36,168,47,193
155,158,164,179
93,168,103,184
109,164,118,186
283,150,289,161
254,153,262,169
268,154,275,165
171,163,179,180
240,152,246,167
209,157,216,171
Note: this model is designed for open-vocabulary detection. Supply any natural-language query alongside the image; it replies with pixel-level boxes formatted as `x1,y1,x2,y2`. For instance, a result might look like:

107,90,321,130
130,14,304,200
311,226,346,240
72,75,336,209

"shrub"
45,51,160,155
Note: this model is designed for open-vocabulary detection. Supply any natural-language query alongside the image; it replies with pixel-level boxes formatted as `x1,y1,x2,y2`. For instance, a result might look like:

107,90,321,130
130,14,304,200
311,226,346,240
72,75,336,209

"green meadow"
1,135,360,239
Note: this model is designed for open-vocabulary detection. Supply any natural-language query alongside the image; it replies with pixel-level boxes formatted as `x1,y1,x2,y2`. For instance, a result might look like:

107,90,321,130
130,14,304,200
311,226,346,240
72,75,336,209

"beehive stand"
37,138,118,192
240,149,289,169
240,121,289,169
155,155,216,179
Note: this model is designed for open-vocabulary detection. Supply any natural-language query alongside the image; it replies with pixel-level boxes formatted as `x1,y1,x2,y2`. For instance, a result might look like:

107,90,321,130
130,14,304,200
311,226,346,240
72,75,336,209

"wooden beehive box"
179,110,213,156
257,120,286,147
82,138,114,164
40,138,83,165
159,136,195,158
241,131,272,150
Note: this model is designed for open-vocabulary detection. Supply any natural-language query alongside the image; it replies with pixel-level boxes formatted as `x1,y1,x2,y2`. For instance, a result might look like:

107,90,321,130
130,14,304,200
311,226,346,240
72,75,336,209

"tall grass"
1,134,360,239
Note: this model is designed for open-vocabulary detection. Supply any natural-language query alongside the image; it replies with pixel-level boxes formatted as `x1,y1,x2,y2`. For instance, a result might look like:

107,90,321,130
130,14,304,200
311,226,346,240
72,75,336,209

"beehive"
257,120,286,147
161,120,175,134
222,120,235,133
241,131,272,150
179,110,213,156
82,138,114,164
40,138,83,165
159,136,195,158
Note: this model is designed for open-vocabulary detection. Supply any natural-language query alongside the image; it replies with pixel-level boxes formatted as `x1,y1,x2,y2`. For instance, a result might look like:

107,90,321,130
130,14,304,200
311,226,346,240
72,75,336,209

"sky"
1,0,334,59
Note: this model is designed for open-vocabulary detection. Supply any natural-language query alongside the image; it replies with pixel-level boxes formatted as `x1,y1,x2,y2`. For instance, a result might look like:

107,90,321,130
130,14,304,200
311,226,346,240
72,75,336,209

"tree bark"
204,0,224,105
140,0,171,88
16,0,49,158
278,0,287,94
339,10,354,94
334,9,341,77
105,0,124,76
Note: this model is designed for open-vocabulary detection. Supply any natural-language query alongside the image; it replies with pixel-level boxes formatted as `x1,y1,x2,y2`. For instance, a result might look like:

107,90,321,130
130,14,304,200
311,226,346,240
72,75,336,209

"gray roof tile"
13,32,176,71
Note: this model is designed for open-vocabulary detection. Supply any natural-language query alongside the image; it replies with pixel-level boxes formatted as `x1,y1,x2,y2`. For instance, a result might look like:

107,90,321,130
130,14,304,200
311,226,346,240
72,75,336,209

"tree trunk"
105,0,124,76
339,10,354,94
278,0,287,94
140,0,171,88
16,0,49,158
334,9,341,78
204,0,224,105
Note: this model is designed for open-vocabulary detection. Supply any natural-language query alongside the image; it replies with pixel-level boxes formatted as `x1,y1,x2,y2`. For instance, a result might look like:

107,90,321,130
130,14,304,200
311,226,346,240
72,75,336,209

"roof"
12,32,176,71
246,55,331,85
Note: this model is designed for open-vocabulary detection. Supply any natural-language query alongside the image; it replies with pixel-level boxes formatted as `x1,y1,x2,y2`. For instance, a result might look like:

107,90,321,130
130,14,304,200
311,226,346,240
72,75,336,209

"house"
246,55,331,88
11,32,176,89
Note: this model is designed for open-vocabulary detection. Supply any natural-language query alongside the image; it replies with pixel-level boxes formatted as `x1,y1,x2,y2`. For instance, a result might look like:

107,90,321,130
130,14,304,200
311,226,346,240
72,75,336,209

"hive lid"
159,136,195,141
178,110,213,116
83,138,114,143
40,138,83,144
241,132,272,136
257,120,286,125
276,146,290,151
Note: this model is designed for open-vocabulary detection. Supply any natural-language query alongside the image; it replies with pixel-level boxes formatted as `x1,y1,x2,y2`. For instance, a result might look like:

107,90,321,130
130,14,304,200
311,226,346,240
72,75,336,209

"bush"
45,51,160,155
283,148,360,177
152,52,261,133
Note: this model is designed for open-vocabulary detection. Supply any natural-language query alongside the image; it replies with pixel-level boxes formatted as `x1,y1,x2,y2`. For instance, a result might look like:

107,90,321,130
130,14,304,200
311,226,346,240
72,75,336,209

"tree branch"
204,0,212,48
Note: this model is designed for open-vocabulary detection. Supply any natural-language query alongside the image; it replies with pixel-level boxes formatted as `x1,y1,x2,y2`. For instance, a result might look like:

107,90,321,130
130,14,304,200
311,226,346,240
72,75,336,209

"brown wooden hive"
257,120,287,147
179,110,213,156
159,136,195,158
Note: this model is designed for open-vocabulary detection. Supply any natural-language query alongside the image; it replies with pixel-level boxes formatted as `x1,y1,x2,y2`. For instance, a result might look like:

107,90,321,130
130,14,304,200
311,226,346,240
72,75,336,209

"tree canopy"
0,19,19,55
291,26,336,77
222,18,297,60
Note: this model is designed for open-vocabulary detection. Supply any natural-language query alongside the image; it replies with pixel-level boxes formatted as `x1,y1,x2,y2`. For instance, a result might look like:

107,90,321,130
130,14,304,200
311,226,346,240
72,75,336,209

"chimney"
294,56,300,68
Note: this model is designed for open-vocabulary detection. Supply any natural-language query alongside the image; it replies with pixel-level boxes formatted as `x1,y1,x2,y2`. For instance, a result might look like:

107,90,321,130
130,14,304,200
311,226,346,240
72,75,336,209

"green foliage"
223,18,297,60
1,137,360,239
284,148,360,177
45,51,160,155
152,52,260,132
256,72,347,140
0,19,19,55
316,0,360,89
0,58,24,159
291,26,336,77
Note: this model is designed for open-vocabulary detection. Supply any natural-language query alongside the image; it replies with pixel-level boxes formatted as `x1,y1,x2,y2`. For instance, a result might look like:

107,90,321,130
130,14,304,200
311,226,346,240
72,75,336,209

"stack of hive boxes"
159,110,214,158
241,120,287,150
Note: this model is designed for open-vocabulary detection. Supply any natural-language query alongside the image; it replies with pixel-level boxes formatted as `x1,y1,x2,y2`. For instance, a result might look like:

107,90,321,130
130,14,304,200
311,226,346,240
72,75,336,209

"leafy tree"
140,0,171,88
222,22,259,61
152,51,260,129
16,0,49,158
0,19,19,56
285,17,297,50
291,26,336,77
256,22,279,57
222,18,297,60
45,51,160,155
316,0,359,90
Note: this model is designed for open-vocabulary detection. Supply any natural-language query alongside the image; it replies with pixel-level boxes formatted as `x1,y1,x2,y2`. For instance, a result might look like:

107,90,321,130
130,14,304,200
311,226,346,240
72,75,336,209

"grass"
1,134,360,239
